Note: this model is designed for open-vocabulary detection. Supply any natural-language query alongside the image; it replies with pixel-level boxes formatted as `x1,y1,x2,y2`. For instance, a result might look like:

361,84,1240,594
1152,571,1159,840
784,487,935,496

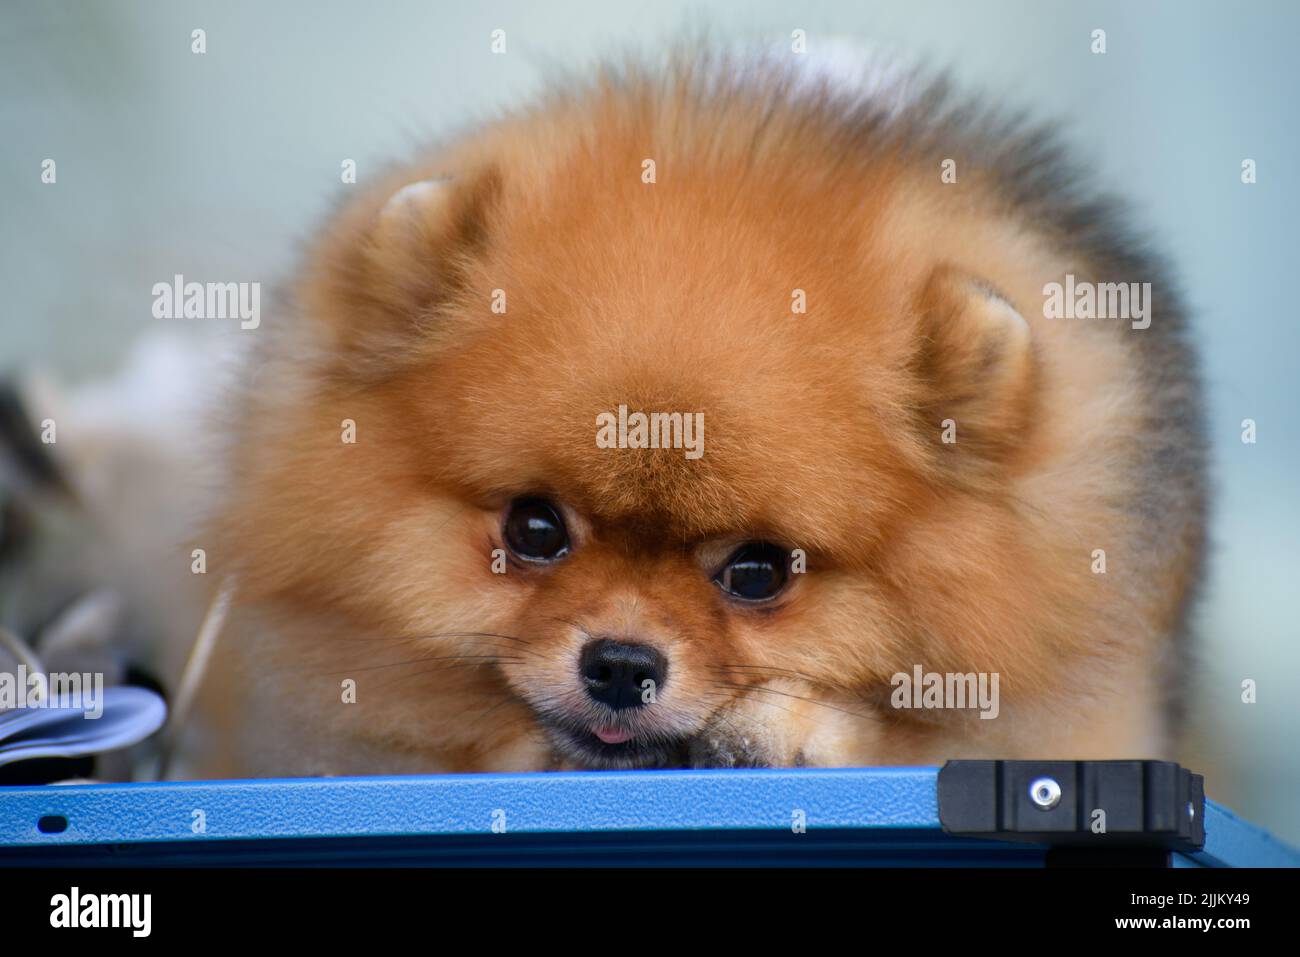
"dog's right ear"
304,165,501,361
911,266,1038,468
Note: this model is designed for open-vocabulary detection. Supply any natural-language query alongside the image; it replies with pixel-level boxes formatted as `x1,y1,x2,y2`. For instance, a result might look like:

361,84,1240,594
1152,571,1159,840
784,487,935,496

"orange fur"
188,51,1205,776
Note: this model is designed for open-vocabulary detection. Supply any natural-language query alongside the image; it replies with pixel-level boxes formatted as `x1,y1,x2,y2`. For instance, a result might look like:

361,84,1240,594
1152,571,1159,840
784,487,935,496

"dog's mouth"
539,713,691,769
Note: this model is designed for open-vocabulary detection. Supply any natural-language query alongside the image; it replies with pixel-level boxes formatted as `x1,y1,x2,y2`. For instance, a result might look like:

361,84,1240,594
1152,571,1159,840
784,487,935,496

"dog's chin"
538,713,692,770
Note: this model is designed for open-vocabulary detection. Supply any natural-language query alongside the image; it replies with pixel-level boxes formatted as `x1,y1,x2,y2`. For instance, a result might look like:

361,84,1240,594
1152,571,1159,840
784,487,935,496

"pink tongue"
594,725,633,745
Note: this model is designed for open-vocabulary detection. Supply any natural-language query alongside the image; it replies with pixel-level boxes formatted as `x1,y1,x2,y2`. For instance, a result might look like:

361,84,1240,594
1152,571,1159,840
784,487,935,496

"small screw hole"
37,815,68,834
1027,776,1062,810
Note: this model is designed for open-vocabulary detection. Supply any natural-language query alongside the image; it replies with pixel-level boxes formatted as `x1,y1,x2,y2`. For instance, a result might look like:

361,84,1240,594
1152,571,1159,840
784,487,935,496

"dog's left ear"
912,266,1037,463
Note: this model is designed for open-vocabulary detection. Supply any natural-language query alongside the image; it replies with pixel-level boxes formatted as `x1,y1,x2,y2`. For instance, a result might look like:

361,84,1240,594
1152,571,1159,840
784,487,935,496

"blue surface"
2,767,938,843
1176,800,1300,868
0,767,1295,866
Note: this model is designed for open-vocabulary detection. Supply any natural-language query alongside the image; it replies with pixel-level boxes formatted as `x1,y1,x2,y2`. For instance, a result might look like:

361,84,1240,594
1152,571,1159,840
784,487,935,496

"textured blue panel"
0,767,938,847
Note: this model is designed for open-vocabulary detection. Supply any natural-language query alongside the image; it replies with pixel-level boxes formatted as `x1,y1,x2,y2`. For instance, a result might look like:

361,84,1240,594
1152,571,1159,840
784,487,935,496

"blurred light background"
2,1,1297,840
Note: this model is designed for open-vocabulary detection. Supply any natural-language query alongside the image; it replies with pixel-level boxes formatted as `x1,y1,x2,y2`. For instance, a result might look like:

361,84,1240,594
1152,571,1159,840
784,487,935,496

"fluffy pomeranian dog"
188,49,1206,777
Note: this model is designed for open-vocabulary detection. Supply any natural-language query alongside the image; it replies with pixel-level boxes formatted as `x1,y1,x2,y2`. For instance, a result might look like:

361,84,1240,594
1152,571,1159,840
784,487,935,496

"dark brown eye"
504,498,569,561
714,543,789,602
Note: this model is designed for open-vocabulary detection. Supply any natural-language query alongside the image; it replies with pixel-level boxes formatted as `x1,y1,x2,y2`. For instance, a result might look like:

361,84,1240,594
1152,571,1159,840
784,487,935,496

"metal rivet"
1028,776,1061,810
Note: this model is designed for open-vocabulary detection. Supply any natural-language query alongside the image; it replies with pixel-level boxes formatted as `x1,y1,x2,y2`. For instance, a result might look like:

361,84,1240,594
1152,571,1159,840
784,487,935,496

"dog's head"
218,83,1072,770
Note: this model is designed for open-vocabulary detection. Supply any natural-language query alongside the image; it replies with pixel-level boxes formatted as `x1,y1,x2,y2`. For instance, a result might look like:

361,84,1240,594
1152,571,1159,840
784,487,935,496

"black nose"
578,639,667,711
